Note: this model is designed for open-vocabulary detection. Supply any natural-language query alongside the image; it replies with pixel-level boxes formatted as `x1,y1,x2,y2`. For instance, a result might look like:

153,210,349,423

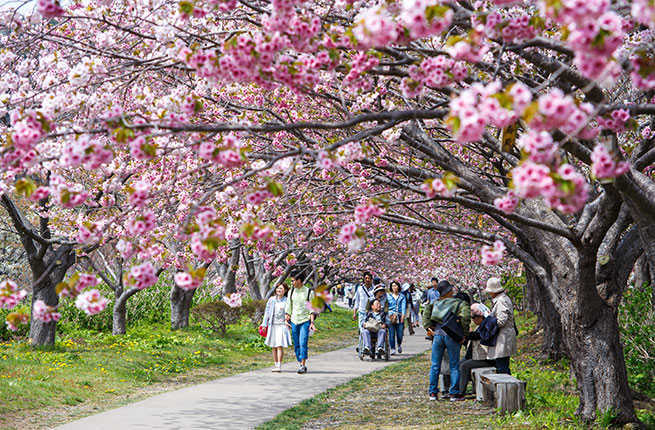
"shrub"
619,283,655,397
241,299,267,328
191,301,242,335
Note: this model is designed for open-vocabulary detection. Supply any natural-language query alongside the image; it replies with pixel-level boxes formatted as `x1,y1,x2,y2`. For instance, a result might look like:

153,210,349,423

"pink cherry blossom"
33,299,61,323
480,240,505,266
75,289,108,315
127,262,159,290
591,144,630,179
0,280,27,309
494,191,519,214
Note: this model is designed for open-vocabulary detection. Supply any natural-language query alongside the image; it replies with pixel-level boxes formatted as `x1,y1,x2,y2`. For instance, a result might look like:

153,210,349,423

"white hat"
401,283,410,292
484,277,504,294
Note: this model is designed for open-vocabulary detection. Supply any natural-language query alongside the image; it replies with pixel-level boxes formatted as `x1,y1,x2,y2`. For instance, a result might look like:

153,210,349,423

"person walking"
262,284,292,372
352,271,374,326
410,284,421,328
387,281,407,354
423,280,470,401
455,303,494,397
346,283,356,309
401,283,415,336
285,269,317,374
484,277,517,374
422,277,441,341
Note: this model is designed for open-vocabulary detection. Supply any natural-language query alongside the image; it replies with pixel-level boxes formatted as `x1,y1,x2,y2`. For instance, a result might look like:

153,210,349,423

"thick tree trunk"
563,305,636,423
29,279,58,346
170,286,195,330
524,268,567,361
222,238,241,295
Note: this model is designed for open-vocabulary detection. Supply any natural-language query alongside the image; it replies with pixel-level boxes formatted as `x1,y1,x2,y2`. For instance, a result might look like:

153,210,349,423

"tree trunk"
170,286,196,330
524,268,567,361
113,287,127,335
223,238,241,295
29,279,58,346
563,304,636,423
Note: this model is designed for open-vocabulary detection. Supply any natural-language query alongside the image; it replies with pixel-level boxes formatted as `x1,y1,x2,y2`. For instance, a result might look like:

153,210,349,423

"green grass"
0,307,357,429
259,312,655,430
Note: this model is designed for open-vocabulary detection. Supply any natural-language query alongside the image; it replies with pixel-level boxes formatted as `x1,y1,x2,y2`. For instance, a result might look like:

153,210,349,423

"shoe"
398,346,402,353
377,348,384,357
363,346,371,355
298,365,307,374
440,392,450,400
390,349,396,355
429,394,437,401
450,394,465,402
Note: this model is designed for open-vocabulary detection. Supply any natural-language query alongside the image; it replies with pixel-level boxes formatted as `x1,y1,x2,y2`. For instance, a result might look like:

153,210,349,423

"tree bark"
524,268,567,361
170,285,196,330
113,296,127,335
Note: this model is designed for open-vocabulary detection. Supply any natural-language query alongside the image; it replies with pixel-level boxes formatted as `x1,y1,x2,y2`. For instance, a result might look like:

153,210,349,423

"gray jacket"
486,292,517,359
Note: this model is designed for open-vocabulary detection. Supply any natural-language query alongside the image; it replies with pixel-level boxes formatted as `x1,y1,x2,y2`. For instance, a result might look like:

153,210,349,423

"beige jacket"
470,339,489,360
486,292,517,359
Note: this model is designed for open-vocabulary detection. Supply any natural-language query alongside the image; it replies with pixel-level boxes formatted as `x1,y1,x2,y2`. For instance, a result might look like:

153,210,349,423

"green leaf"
14,178,36,198
266,181,284,197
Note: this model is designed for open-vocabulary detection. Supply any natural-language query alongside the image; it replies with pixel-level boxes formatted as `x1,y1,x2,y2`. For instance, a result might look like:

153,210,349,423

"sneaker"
363,346,371,355
450,394,465,402
429,394,437,401
440,392,450,400
298,365,307,374
390,348,396,355
398,346,402,353
377,347,384,357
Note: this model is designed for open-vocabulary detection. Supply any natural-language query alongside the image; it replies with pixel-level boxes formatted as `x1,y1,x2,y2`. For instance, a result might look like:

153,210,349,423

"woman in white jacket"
262,284,292,372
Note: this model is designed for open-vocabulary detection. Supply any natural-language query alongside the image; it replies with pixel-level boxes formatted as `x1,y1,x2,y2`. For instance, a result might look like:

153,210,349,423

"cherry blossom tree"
1,0,655,423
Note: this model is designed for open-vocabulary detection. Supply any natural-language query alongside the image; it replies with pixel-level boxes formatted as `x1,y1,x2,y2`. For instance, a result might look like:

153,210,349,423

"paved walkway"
57,318,429,430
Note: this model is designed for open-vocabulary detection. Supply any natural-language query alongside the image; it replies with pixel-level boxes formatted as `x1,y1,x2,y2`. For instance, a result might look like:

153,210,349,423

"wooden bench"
480,373,526,413
471,367,496,400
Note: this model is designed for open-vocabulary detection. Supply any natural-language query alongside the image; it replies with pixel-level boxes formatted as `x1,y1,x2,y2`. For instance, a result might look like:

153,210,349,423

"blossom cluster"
0,280,27,309
402,56,467,97
3,110,51,173
33,299,61,323
512,161,589,214
5,311,29,332
354,201,383,225
127,262,159,290
126,210,157,235
481,10,538,43
421,178,452,198
448,81,529,143
197,133,244,168
480,240,505,266
596,109,630,133
59,273,100,298
37,0,65,18
190,207,227,262
174,271,203,291
591,144,630,179
493,191,519,214
75,289,108,315
528,89,598,140
223,292,243,308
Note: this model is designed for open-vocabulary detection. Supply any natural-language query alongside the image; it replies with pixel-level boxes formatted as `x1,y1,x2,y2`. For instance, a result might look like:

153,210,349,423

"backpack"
431,298,462,324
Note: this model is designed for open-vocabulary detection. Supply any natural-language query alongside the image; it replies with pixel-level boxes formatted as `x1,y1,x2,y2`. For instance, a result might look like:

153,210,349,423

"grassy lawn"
0,307,357,430
259,312,655,430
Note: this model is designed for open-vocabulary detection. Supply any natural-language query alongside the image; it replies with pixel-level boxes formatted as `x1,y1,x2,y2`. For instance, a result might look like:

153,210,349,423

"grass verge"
259,312,655,430
0,307,357,430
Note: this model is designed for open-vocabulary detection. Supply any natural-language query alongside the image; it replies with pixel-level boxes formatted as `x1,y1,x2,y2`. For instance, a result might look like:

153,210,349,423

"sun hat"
373,285,386,295
401,283,411,292
484,277,504,294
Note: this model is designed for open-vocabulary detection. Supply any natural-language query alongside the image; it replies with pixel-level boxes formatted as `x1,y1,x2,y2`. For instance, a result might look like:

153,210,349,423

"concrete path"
57,322,429,430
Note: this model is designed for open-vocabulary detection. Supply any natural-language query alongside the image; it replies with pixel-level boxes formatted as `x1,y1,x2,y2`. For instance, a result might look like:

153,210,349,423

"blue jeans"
388,321,404,349
429,334,461,395
291,320,310,362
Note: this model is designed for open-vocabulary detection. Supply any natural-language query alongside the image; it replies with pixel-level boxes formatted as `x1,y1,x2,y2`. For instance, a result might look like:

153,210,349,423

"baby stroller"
358,326,390,361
